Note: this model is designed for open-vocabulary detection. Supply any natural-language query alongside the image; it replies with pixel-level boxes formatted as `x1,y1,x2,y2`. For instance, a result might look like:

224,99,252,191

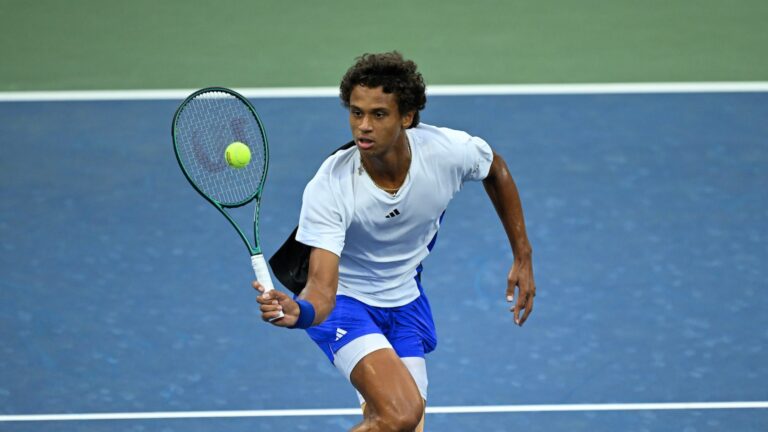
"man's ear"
402,111,416,128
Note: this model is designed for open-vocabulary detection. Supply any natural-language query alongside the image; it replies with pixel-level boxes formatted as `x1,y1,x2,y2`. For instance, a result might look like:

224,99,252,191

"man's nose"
359,115,372,131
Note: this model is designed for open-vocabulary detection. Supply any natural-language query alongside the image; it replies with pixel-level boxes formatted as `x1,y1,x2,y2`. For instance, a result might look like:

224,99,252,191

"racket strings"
174,91,267,206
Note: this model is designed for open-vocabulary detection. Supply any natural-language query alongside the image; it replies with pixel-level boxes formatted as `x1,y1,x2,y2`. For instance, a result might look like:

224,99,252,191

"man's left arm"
482,151,536,326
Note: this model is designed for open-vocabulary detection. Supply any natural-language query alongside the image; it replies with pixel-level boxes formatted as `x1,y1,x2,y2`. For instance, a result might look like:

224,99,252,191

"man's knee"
372,399,423,432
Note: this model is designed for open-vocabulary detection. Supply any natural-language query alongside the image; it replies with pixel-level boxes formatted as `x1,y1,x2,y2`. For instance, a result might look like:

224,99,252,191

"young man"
255,52,535,432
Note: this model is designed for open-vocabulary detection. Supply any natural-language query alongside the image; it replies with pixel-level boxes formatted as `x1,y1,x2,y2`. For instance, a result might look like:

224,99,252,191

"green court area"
1,0,767,91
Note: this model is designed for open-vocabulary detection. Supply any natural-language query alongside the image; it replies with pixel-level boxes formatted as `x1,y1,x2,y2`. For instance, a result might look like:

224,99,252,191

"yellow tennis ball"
225,141,251,169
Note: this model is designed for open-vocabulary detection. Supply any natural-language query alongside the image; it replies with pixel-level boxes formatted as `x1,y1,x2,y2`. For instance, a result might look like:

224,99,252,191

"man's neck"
361,135,411,191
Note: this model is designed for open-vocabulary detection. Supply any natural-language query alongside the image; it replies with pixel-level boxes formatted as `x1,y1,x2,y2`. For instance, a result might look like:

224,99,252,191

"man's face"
349,85,414,156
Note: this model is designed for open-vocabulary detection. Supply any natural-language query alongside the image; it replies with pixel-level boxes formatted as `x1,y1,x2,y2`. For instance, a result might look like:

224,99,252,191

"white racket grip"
251,254,284,320
251,254,275,292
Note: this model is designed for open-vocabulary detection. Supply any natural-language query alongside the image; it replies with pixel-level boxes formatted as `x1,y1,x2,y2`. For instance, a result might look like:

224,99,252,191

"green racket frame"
171,86,282,320
171,87,270,256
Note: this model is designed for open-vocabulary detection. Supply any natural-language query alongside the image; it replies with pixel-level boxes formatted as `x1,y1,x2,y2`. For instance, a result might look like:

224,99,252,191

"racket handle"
251,253,275,291
251,254,284,320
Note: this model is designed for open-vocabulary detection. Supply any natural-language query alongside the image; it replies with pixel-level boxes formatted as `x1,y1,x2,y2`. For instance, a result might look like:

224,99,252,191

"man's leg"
359,356,428,431
348,348,423,432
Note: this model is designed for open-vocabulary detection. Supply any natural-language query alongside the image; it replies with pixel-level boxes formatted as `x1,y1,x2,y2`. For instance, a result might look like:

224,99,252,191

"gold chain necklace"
360,139,411,196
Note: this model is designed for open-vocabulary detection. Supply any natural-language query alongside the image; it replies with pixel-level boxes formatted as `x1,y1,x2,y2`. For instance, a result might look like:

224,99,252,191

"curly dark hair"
340,51,427,128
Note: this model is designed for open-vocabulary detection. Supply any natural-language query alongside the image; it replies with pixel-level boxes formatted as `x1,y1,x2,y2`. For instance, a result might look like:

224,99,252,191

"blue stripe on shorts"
306,278,438,363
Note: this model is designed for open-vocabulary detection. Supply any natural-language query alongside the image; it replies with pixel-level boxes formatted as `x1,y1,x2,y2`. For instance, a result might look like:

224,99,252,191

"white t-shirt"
296,123,494,307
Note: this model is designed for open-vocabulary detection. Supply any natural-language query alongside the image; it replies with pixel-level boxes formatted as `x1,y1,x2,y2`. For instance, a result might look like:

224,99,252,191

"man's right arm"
297,247,339,323
254,247,338,327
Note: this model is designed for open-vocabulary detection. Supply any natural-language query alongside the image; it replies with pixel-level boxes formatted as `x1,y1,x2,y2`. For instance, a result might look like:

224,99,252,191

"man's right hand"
254,281,299,327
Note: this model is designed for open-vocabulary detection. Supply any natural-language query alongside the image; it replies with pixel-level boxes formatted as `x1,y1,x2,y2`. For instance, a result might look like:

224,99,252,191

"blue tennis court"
1,91,767,431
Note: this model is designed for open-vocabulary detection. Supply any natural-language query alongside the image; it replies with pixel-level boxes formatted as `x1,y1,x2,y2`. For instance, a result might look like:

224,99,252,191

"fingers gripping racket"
172,87,283,319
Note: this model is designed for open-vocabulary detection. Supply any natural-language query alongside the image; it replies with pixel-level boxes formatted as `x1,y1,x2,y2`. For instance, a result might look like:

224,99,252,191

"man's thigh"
349,348,423,424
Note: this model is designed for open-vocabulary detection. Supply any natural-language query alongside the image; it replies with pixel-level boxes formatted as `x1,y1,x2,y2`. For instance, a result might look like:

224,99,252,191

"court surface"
1,90,767,431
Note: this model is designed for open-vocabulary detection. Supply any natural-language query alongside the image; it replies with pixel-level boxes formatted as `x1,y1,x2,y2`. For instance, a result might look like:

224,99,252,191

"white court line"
0,82,768,101
2,401,767,422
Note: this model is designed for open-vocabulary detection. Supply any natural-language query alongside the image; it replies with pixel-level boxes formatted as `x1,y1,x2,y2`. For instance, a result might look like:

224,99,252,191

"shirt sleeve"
461,135,494,182
295,164,347,257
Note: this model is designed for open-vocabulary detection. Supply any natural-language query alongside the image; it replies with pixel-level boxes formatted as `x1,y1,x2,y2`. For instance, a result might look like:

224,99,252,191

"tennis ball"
225,141,251,169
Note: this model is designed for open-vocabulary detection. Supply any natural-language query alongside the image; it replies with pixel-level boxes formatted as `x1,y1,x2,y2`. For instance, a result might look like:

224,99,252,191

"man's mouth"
356,137,374,149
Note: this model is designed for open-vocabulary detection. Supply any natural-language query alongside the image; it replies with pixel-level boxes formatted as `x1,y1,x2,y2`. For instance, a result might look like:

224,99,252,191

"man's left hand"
506,257,535,326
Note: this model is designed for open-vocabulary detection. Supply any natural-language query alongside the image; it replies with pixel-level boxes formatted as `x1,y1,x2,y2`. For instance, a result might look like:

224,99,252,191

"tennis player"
255,51,535,432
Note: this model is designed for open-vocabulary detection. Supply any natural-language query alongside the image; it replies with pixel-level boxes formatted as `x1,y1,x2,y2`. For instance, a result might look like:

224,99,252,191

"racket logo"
192,128,228,173
191,117,252,174
230,117,248,143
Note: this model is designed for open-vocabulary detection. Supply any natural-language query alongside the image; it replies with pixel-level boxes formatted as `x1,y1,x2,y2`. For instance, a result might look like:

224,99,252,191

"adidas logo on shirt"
385,209,401,219
335,328,347,341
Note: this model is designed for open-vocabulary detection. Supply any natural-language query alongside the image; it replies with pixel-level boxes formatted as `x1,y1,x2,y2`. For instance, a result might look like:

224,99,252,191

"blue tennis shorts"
306,281,438,362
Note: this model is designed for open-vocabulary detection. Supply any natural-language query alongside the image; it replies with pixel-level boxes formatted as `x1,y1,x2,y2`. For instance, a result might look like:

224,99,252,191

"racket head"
172,87,269,208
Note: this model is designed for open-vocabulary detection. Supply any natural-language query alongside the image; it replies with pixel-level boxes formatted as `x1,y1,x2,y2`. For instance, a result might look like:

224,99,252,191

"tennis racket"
172,87,283,319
